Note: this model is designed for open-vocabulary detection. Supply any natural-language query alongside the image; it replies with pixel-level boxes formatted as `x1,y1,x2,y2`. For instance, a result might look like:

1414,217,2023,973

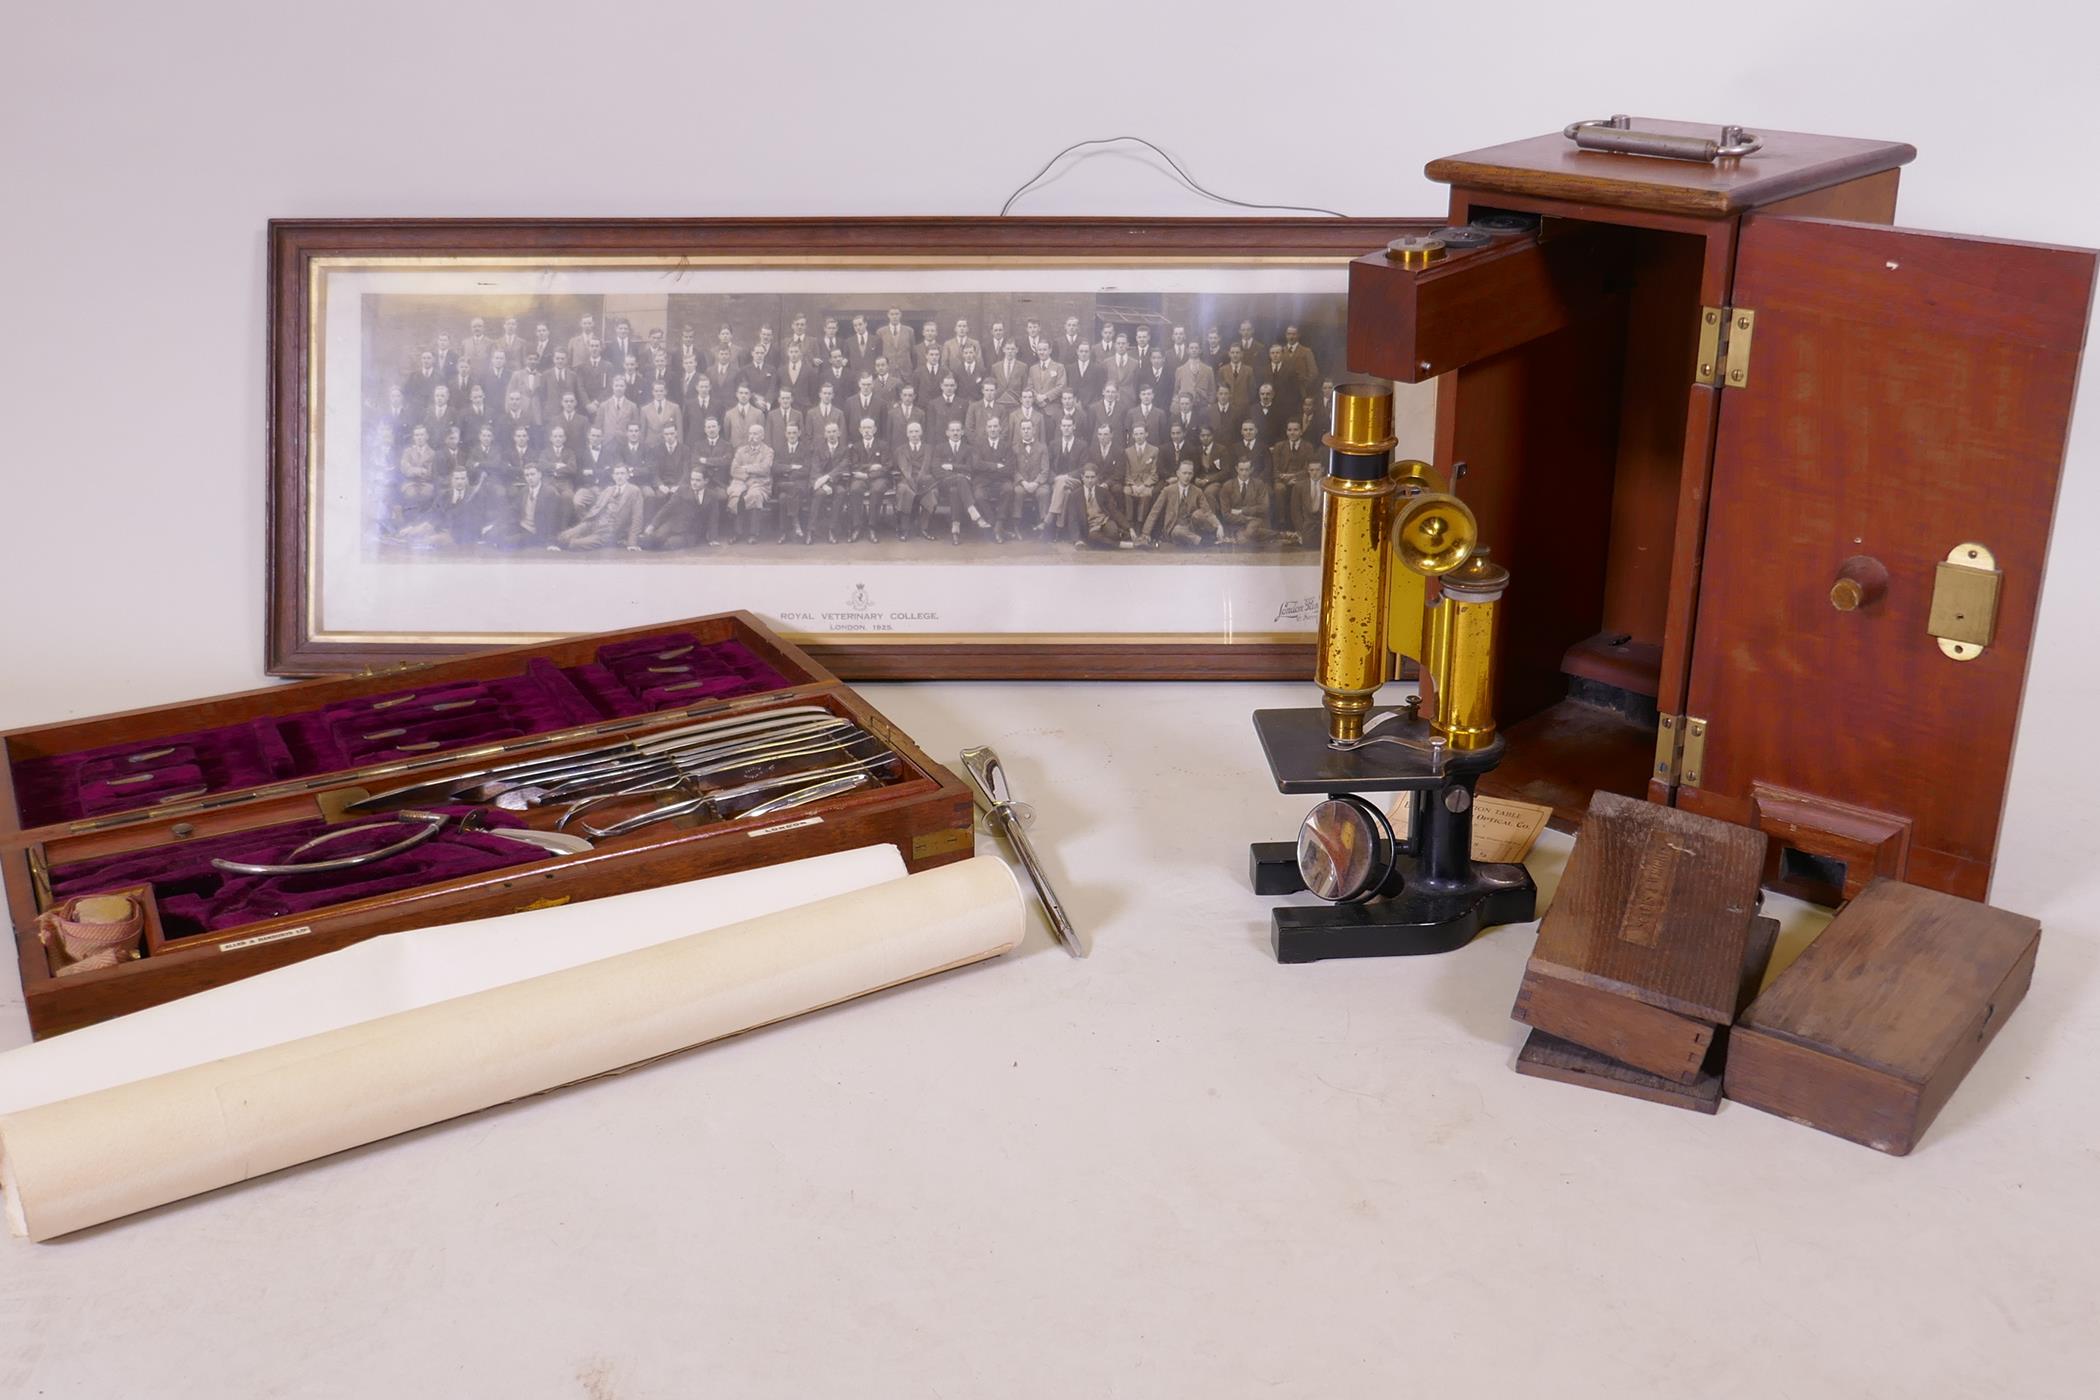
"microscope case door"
1676,213,2096,902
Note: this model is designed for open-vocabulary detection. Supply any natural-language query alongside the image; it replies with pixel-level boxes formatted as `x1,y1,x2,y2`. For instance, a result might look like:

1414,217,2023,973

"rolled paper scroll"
0,855,1021,1241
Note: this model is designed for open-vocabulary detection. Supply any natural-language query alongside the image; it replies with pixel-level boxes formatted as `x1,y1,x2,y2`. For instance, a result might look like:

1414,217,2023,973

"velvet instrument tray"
1,611,974,1038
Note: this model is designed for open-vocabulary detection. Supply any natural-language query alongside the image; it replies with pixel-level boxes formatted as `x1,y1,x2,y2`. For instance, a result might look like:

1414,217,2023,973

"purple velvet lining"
12,632,796,828
46,806,543,939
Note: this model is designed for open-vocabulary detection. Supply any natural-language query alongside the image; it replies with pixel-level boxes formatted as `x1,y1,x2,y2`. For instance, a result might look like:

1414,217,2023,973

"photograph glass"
280,232,1439,677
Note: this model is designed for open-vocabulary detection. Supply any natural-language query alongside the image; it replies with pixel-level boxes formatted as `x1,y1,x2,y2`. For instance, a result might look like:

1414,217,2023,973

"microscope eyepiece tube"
1315,383,1401,742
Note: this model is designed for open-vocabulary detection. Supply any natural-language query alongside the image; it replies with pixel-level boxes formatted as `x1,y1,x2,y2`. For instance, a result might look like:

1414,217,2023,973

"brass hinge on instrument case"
1653,714,1709,788
1694,306,1755,388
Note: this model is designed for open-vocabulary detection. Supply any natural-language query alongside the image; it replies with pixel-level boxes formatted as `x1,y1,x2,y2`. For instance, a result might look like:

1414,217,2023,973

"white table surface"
3,680,2095,1399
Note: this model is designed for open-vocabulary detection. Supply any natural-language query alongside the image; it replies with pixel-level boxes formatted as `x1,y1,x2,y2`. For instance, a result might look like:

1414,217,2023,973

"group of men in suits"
367,306,1335,552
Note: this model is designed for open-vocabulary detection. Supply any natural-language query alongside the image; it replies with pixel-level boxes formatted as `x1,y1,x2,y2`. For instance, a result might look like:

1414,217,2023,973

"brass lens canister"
1425,554,1508,751
1315,384,1401,741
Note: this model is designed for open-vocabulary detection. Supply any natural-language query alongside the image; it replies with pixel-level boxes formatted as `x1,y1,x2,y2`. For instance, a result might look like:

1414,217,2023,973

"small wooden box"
1515,914,1778,1113
1724,880,2040,1154
2,611,973,1038
1511,791,1767,1081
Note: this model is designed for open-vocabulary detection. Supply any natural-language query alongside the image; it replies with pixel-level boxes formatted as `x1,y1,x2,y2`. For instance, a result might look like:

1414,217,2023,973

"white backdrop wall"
3,0,2096,917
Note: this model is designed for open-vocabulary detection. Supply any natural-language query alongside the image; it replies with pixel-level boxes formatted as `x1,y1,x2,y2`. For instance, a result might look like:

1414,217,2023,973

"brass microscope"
1250,381,1536,962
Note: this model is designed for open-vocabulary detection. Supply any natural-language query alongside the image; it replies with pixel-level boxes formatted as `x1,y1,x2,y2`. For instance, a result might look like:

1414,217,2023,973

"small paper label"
746,816,824,838
1388,794,1554,864
218,924,317,953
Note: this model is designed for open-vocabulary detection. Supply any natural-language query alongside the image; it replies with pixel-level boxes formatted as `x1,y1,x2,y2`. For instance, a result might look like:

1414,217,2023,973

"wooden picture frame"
266,217,1436,679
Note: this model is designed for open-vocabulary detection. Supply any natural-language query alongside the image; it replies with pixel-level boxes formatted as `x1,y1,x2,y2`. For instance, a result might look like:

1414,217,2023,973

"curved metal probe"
211,810,449,877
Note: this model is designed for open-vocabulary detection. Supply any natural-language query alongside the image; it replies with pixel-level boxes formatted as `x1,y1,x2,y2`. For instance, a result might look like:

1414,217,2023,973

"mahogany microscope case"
0,611,973,1038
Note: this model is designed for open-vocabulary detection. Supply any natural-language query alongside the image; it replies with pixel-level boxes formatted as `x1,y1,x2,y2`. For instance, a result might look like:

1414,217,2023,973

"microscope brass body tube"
1314,385,1402,741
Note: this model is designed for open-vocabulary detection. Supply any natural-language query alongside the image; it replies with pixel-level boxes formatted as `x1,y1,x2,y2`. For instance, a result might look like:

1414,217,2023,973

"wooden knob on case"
1830,555,1889,612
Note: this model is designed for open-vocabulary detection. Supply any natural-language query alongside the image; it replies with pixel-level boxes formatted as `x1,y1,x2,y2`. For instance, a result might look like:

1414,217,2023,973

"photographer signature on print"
363,293,1341,559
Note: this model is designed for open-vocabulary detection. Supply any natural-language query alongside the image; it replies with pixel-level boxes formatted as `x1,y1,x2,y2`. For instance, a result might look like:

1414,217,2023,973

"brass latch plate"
1931,542,2001,661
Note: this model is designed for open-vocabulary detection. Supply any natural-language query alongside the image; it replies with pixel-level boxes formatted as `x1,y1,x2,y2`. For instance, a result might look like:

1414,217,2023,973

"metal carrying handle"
1564,115,1761,162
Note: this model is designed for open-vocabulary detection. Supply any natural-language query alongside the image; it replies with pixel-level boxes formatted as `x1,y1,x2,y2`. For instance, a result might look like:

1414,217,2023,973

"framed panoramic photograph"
267,218,1440,679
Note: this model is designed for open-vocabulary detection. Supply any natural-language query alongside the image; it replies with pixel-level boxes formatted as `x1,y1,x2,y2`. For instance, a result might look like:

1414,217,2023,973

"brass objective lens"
1315,383,1401,741
1425,554,1507,751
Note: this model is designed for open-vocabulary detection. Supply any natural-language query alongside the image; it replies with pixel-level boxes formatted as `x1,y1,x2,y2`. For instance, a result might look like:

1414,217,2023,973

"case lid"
1426,118,1915,217
1737,879,2039,1085
0,612,826,840
1683,215,2097,898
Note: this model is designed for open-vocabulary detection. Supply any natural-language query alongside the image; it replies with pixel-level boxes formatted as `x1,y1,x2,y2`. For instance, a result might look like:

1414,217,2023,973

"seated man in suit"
1066,463,1133,550
498,423,537,486
1233,418,1269,483
570,424,614,506
1214,458,1280,545
643,466,722,551
398,465,487,549
804,419,858,543
644,422,693,497
1144,460,1225,548
974,417,1018,543
1281,455,1324,546
540,424,577,481
464,422,501,485
768,415,806,541
556,462,645,551
691,415,731,490
1247,382,1289,453
1012,419,1051,536
850,415,893,543
1041,409,1089,537
1274,418,1319,485
933,419,989,545
612,420,651,477
1194,426,1231,496
487,460,570,550
1120,423,1162,525
725,421,775,543
891,419,936,542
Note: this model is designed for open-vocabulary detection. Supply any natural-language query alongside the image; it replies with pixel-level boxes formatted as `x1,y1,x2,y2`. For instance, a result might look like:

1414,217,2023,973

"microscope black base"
1251,704,1535,962
1270,866,1536,963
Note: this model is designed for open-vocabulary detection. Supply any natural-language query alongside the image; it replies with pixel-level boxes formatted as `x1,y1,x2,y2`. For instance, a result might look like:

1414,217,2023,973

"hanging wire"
999,136,1347,218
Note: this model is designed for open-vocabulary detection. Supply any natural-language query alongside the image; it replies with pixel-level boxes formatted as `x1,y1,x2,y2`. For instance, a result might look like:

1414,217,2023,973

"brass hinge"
1694,306,1755,388
1653,714,1710,788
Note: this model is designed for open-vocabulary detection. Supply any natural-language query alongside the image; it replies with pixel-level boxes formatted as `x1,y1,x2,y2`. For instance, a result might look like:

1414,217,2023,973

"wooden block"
1511,791,1766,1082
1516,916,1778,1113
1516,1030,1725,1113
1724,880,2040,1155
